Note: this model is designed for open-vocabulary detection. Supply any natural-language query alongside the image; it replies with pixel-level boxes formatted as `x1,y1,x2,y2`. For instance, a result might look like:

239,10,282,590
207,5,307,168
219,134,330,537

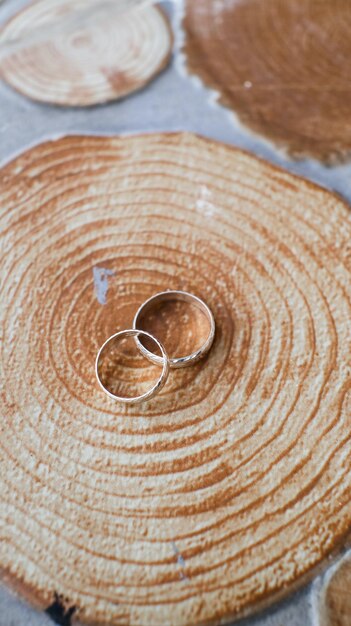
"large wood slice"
183,0,351,163
1,133,351,626
0,0,172,106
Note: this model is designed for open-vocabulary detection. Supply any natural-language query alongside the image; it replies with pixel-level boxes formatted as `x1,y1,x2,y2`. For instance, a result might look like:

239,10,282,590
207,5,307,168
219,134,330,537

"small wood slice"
0,0,172,106
318,554,351,626
183,0,351,163
1,133,351,626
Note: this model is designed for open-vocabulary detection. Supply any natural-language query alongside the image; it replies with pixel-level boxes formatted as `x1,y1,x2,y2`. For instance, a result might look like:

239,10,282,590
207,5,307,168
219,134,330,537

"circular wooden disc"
1,133,351,625
318,555,351,626
0,0,172,106
183,0,351,163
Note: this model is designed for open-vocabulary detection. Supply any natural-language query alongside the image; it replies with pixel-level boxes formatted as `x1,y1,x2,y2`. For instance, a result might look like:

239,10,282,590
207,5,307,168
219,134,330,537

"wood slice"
0,0,172,106
183,0,351,163
1,132,351,626
318,554,351,626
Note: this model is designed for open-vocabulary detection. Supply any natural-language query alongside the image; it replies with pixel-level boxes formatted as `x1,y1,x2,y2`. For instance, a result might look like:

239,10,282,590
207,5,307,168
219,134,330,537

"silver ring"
133,290,215,369
95,329,170,404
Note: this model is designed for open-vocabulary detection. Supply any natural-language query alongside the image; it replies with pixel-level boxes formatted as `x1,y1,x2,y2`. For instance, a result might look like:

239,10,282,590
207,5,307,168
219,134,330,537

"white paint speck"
172,542,188,581
196,185,218,218
231,261,239,277
93,267,115,305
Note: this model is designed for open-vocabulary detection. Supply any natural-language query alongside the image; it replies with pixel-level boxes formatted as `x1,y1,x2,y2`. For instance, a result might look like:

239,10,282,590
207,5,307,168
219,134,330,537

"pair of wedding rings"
95,290,215,404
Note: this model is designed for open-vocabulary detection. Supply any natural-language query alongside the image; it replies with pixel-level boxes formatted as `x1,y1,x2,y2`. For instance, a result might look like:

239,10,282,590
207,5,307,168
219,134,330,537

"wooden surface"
318,555,351,626
0,0,172,106
184,0,351,163
1,132,351,626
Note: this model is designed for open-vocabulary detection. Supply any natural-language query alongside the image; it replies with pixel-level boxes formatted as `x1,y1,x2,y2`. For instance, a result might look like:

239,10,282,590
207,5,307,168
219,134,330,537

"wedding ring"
133,290,215,369
95,329,170,404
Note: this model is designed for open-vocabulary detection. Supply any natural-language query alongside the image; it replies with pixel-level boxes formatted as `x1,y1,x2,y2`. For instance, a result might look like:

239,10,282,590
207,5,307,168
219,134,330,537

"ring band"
95,329,170,404
133,290,215,369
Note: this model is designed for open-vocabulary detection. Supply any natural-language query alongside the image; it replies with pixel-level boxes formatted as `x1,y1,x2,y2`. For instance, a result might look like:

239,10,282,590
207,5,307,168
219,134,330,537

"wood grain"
183,0,351,163
0,0,172,106
318,555,351,626
1,132,351,626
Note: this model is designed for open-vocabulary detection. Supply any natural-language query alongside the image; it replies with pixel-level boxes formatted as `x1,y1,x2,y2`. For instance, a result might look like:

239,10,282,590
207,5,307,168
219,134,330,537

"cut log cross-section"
0,0,172,106
318,555,351,626
184,0,351,163
1,133,351,626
